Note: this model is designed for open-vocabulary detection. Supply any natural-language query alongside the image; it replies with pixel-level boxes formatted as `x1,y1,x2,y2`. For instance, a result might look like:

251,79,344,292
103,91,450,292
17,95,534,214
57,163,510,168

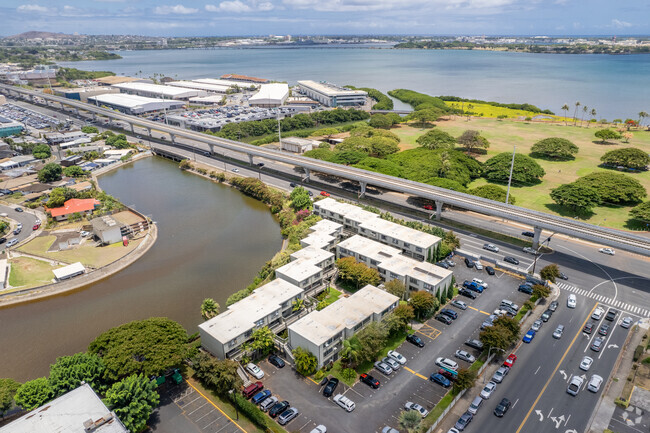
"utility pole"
505,146,516,205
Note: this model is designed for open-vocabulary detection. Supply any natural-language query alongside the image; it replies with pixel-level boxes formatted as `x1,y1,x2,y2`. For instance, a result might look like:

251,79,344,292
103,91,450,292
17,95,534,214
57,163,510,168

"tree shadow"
623,218,650,231
592,140,619,146
529,152,576,162
544,203,595,219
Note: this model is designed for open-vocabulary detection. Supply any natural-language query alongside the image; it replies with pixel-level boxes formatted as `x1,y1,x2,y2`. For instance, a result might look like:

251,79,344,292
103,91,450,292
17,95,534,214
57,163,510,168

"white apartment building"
199,278,304,359
288,285,399,368
313,198,441,261
300,219,343,250
337,235,453,296
297,80,367,107
275,246,335,295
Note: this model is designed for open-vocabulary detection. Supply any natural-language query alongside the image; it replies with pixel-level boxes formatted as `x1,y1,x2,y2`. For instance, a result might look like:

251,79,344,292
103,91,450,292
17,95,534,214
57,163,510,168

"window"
416,247,423,253
339,247,348,254
359,255,366,262
424,283,433,290
360,228,366,233
370,260,378,266
410,277,418,283
404,242,410,248
392,239,399,245
390,272,399,279
255,319,264,327
381,235,387,240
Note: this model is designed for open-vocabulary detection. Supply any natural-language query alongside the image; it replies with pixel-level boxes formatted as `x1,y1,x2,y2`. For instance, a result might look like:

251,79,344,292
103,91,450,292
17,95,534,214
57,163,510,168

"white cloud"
282,0,516,12
17,4,51,13
205,1,274,13
154,4,199,15
611,19,632,28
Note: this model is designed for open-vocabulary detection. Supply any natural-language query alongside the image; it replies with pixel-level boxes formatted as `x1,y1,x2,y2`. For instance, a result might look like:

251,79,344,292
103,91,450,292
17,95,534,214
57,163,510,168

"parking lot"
0,103,61,129
249,257,531,432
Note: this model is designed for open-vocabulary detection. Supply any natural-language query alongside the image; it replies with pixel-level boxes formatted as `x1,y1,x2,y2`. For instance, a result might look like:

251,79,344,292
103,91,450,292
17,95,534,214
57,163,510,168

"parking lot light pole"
228,389,238,420
484,347,506,383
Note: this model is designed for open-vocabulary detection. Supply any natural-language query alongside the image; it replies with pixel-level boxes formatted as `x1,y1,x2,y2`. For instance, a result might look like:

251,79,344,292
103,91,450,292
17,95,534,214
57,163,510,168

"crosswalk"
556,282,650,318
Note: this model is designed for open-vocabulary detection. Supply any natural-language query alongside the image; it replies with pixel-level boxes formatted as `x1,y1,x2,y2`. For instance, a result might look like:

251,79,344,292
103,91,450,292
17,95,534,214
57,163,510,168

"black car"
360,373,380,389
605,309,618,321
503,256,520,265
459,288,477,299
269,400,290,418
436,314,453,325
308,190,313,196
465,339,484,351
257,163,265,167
436,261,450,269
599,324,610,336
268,355,285,368
494,398,511,417
464,257,474,268
406,334,425,347
583,322,594,334
323,378,339,397
522,231,535,237
290,182,297,187
541,309,553,322
440,308,458,320
518,284,533,294
549,301,558,312
0,237,5,244
485,266,495,275
15,207,23,212
558,272,569,280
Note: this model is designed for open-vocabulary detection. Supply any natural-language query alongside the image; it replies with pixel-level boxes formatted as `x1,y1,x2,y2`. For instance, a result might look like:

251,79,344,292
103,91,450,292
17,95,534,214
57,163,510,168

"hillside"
5,31,81,40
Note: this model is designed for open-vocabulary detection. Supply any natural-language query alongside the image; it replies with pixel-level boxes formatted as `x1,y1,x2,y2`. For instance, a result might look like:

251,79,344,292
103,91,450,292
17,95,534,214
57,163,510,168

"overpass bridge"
3,84,650,256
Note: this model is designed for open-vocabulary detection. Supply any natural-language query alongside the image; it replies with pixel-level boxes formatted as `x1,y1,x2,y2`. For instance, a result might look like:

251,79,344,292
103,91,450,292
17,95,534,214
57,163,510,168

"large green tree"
595,129,622,144
601,147,650,170
200,298,220,321
63,165,85,177
192,353,242,395
530,137,579,160
368,114,393,130
289,186,311,211
540,264,561,283
399,409,422,433
407,108,440,127
88,318,190,382
454,368,477,393
384,279,406,299
14,378,53,411
408,290,439,320
0,378,21,416
336,257,380,289
457,130,489,154
293,347,317,375
340,338,362,368
550,182,601,212
32,144,52,159
37,163,63,183
356,322,389,363
49,352,105,396
416,129,456,150
630,201,650,223
249,326,275,355
483,153,546,184
575,172,647,204
105,374,160,433
469,184,515,204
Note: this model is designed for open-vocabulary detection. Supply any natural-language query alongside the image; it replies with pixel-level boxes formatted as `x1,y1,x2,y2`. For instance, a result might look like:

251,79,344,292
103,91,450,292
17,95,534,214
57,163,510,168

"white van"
333,394,355,412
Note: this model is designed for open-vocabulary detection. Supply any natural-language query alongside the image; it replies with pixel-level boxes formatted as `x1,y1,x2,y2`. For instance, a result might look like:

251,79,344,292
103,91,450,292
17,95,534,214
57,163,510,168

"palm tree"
200,298,220,320
561,104,569,125
438,151,452,177
573,101,581,126
588,108,597,128
340,339,361,368
398,410,422,433
638,111,648,128
580,105,588,127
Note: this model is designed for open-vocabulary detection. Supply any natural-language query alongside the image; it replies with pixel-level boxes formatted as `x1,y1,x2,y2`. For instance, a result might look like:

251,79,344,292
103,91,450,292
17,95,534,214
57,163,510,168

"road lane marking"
515,303,598,433
480,310,490,315
534,366,540,375
404,367,428,381
184,380,247,433
468,306,479,311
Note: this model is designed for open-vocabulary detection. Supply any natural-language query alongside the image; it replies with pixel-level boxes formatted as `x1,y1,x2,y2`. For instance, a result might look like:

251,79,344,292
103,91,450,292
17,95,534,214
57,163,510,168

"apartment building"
199,279,303,359
275,246,335,296
288,285,399,368
300,219,343,250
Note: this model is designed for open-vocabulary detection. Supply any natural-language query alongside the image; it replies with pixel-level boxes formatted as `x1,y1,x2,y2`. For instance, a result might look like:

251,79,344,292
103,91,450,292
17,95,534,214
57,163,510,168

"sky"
0,0,647,37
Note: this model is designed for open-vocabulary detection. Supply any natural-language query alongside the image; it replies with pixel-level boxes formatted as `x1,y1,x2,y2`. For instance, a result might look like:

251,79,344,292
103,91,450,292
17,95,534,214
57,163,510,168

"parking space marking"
184,380,247,433
188,402,209,416
416,324,442,341
179,395,202,408
404,366,428,381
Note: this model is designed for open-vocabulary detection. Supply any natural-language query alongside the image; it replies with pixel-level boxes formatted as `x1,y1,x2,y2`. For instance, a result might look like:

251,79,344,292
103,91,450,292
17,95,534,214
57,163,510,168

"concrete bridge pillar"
74,108,79,116
532,226,543,250
146,128,152,138
303,167,311,183
169,133,176,145
248,154,254,166
130,123,135,134
207,144,214,155
60,102,65,110
435,200,443,221
359,181,367,198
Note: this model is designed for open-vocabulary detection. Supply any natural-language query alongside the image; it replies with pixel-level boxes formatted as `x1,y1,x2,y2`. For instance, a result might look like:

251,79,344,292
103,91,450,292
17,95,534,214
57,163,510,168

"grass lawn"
8,256,58,289
18,235,144,267
392,119,650,229
323,287,342,304
443,101,566,121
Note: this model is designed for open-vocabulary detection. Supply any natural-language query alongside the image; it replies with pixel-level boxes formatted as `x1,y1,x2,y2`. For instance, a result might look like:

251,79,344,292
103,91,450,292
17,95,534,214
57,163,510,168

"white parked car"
567,375,584,396
587,374,603,393
567,294,577,308
80,230,90,237
474,261,484,270
599,248,615,255
483,244,499,253
436,357,459,371
523,246,537,254
246,363,264,379
472,278,488,289
387,350,407,365
621,317,633,329
16,223,22,230
310,426,327,433
480,381,497,399
333,394,355,412
580,356,593,371
592,307,605,320
404,402,429,418
231,168,240,173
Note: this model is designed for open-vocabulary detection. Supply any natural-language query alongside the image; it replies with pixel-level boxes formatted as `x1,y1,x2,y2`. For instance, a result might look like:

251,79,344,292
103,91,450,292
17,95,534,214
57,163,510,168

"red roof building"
48,198,101,221
220,74,269,84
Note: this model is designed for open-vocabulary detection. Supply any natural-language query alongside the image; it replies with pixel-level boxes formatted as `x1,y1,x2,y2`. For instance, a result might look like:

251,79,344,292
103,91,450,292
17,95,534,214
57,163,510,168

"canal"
0,156,282,382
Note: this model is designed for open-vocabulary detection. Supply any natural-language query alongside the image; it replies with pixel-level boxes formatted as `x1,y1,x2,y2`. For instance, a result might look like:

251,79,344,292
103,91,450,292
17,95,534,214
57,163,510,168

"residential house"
48,198,100,221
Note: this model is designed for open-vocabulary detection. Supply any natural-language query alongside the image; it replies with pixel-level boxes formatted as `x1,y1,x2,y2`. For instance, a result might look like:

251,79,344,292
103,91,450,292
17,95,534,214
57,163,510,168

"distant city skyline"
1,0,648,37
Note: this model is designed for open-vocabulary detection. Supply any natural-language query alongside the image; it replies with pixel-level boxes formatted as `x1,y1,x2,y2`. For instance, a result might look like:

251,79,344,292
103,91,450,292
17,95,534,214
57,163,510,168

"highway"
3,84,650,255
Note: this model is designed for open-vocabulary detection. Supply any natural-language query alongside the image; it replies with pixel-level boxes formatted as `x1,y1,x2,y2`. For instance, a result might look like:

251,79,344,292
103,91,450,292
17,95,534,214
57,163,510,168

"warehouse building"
87,94,184,115
220,73,269,84
193,78,251,89
0,116,23,137
93,76,152,86
199,278,304,359
297,80,367,107
53,86,119,102
167,80,232,94
112,82,206,100
288,285,399,368
248,83,289,107
281,137,322,154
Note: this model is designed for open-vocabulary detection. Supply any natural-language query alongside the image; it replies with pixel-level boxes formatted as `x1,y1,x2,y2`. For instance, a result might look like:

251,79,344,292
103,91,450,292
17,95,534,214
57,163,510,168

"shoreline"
0,151,156,308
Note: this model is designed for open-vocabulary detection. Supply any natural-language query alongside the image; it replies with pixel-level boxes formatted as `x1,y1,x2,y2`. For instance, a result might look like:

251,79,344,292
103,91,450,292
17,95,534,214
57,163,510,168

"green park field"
392,118,650,229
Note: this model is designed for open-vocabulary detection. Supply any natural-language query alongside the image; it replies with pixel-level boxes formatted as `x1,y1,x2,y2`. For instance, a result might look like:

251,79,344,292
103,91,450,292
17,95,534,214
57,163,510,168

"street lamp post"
485,347,506,383
228,389,238,420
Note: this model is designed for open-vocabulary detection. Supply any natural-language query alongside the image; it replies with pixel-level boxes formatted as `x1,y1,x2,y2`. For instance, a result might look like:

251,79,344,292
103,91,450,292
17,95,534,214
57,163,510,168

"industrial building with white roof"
112,82,206,100
87,93,184,115
167,80,232,94
248,83,289,107
288,285,399,368
297,80,367,107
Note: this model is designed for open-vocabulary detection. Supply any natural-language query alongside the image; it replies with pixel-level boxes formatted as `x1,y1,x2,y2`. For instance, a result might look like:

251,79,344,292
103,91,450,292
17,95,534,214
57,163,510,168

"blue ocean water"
60,47,650,120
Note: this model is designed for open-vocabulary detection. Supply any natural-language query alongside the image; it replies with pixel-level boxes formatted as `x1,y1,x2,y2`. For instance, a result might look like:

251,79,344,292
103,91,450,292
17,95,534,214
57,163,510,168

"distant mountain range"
5,31,81,40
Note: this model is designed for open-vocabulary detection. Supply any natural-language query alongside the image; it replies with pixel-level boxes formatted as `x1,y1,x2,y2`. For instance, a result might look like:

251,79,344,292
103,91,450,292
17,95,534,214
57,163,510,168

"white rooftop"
290,245,334,264
167,80,231,93
361,217,440,249
89,93,180,109
113,82,199,98
338,234,402,261
315,197,379,223
289,285,398,345
198,278,302,344
309,219,343,236
275,258,322,283
301,232,336,250
0,383,128,433
193,78,252,88
298,80,368,97
53,262,86,280
249,83,289,104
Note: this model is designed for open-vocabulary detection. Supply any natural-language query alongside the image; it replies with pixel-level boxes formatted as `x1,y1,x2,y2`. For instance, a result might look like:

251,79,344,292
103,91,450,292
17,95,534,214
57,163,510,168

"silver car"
374,361,393,375
383,357,400,370
531,320,543,332
480,381,497,399
455,350,476,363
260,396,278,412
587,375,603,392
491,366,509,383
278,407,299,425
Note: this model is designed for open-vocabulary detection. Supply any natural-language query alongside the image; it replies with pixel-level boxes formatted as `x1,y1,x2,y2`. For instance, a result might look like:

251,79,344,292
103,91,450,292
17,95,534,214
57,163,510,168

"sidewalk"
588,317,650,433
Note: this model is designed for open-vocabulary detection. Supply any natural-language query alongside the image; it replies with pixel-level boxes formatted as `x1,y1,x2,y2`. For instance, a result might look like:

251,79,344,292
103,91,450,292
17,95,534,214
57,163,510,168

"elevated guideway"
3,84,649,256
